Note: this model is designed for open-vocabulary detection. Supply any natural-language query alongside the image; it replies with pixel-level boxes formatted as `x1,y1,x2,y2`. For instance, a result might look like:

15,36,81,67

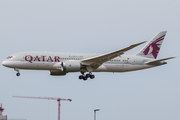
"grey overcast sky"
0,0,180,120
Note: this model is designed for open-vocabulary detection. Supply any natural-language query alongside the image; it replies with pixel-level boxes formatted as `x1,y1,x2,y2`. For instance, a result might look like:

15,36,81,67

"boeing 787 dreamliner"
2,31,175,80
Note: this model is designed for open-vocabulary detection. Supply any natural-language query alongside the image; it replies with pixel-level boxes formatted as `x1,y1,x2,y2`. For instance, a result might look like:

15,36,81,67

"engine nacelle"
50,61,81,76
63,60,81,72
49,70,66,76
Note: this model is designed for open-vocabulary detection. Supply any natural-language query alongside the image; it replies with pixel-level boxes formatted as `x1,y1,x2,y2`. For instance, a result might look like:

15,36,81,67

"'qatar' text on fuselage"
25,55,60,63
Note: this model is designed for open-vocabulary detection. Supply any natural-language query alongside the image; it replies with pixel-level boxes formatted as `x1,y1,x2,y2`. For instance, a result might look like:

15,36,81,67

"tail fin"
136,31,167,59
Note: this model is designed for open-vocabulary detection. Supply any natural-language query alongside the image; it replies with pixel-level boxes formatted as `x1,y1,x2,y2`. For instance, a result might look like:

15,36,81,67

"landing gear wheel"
83,76,87,80
86,74,90,78
79,75,83,79
16,73,20,76
79,72,95,80
90,75,95,79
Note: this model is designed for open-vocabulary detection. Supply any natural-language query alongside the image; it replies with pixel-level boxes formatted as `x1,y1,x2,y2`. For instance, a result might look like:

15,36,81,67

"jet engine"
50,60,81,76
62,60,81,72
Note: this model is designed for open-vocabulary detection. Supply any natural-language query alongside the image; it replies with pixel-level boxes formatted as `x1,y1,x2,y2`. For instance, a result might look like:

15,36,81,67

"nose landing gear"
79,72,95,80
14,68,20,76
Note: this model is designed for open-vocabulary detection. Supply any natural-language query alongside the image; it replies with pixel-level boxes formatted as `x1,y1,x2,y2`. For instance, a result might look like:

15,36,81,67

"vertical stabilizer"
136,31,167,59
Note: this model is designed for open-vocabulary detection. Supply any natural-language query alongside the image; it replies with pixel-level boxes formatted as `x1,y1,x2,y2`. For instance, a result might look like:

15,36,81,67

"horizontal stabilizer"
145,57,175,64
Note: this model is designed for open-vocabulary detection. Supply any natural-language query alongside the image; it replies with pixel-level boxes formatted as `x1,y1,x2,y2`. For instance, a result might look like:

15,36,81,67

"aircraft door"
20,55,25,61
131,59,136,65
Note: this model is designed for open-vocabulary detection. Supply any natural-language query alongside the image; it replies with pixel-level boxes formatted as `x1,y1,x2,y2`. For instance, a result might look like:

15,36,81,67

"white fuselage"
2,31,173,79
2,52,164,73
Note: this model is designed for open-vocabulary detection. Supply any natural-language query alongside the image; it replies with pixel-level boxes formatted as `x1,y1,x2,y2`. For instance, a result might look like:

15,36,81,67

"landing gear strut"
14,68,20,76
79,72,95,80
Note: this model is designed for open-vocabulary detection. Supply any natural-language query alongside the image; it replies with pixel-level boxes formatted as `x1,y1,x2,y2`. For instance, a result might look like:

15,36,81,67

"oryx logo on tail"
136,31,167,59
143,35,165,59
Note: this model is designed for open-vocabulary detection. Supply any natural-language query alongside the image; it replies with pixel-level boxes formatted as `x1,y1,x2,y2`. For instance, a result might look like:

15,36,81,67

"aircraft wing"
81,41,146,72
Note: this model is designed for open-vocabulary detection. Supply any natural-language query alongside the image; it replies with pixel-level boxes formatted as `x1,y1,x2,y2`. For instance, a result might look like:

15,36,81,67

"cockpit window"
7,56,13,59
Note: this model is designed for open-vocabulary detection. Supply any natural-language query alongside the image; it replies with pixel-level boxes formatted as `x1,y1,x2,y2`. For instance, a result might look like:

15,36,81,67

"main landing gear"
14,68,20,76
79,72,95,80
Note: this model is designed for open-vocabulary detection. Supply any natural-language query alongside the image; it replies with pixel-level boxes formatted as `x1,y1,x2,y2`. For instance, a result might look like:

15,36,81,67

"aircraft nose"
2,60,15,68
2,60,8,67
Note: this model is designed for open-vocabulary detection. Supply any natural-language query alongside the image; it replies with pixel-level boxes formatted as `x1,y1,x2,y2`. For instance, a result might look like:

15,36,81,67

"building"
0,115,7,120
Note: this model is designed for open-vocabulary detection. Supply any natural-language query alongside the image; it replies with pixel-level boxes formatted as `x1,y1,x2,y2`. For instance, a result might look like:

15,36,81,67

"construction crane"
0,103,4,115
13,96,72,120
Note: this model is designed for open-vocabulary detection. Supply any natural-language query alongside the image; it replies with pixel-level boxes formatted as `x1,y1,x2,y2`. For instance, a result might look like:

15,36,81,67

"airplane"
2,31,175,80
